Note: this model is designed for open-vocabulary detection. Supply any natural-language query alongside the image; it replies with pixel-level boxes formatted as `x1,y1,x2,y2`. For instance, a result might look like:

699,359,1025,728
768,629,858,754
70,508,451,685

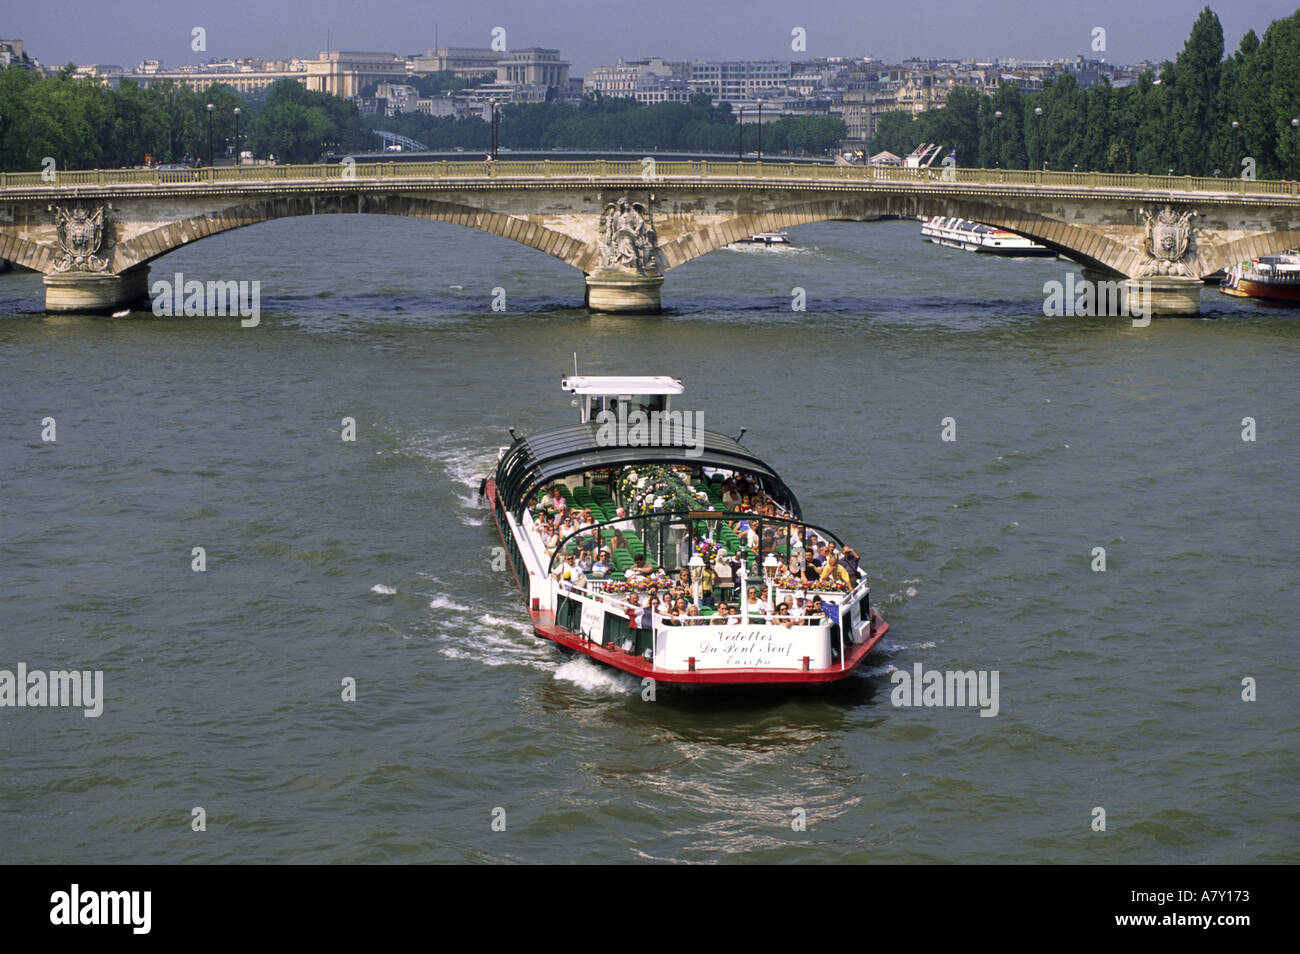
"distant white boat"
920,216,1054,256
732,231,791,247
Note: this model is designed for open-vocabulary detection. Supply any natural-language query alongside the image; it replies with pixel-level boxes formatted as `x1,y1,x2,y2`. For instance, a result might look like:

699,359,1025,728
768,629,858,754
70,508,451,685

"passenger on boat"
711,602,739,625
721,480,742,509
630,553,655,577
577,548,594,573
552,552,586,589
839,545,861,577
820,553,851,587
612,507,634,532
548,487,567,512
700,559,717,606
801,560,821,584
774,602,794,628
805,596,826,626
684,605,702,624
609,530,627,551
591,550,612,578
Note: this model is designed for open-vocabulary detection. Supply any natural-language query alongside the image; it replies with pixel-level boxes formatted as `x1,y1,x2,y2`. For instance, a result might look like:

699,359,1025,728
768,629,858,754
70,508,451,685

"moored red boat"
482,374,888,685
1220,251,1300,302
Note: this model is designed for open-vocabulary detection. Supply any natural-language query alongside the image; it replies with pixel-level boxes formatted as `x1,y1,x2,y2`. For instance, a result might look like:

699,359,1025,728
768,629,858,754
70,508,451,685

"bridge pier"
584,269,663,314
1125,276,1204,317
43,266,151,314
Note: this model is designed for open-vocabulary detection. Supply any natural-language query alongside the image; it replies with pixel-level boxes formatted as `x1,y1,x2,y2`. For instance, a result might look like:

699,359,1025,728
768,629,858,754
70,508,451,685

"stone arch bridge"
0,160,1297,314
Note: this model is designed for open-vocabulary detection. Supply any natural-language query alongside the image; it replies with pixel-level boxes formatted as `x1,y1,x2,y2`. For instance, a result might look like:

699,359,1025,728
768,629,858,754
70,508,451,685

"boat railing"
541,506,854,583
555,577,837,629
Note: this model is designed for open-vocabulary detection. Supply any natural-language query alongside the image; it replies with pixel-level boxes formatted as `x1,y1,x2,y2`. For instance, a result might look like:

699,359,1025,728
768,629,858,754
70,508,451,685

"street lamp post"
1291,118,1299,181
737,565,750,624
233,107,241,166
993,110,1002,168
206,102,214,167
490,100,500,160
737,105,744,162
756,100,762,161
762,553,779,611
1231,120,1239,174
1034,106,1043,171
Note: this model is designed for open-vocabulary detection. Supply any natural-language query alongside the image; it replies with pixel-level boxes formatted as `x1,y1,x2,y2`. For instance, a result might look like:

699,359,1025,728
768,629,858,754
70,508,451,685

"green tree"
1170,7,1225,174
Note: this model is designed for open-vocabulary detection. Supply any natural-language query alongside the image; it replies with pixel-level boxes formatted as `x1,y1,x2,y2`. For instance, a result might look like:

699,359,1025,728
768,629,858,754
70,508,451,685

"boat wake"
426,589,635,692
553,657,639,695
432,607,553,672
403,432,500,523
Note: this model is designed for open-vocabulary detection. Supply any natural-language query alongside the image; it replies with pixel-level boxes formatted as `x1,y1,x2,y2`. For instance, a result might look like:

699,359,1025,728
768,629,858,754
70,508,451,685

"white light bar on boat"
560,375,684,396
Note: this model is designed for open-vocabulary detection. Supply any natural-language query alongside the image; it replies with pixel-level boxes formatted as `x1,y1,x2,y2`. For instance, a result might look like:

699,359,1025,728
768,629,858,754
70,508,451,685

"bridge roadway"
1,160,1297,314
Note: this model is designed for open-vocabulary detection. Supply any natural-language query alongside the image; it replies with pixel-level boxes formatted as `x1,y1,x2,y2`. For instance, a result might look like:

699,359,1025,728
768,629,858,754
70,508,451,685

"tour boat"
481,374,888,685
731,231,791,246
920,215,1054,256
1220,252,1300,303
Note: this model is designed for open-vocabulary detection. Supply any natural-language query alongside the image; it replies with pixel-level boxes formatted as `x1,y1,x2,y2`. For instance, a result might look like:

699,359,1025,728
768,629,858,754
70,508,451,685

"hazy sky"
9,0,1296,74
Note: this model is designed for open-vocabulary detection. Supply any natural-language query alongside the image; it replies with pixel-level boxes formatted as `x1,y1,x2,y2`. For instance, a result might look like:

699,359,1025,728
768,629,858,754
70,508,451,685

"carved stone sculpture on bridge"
1136,205,1196,277
597,197,659,274
51,206,109,273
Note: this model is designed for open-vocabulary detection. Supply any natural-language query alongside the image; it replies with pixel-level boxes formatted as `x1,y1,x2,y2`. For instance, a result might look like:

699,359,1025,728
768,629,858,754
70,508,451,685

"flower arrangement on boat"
774,573,852,592
617,465,711,515
602,576,668,593
695,539,722,560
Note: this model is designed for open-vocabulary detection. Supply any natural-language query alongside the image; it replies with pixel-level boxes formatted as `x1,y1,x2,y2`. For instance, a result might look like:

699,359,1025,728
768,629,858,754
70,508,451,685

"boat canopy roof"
495,422,801,518
560,375,684,396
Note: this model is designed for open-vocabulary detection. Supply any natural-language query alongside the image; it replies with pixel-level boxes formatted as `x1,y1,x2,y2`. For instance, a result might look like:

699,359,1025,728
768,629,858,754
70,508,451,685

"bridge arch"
659,195,1134,276
110,193,591,275
1195,229,1300,277
1,235,62,274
